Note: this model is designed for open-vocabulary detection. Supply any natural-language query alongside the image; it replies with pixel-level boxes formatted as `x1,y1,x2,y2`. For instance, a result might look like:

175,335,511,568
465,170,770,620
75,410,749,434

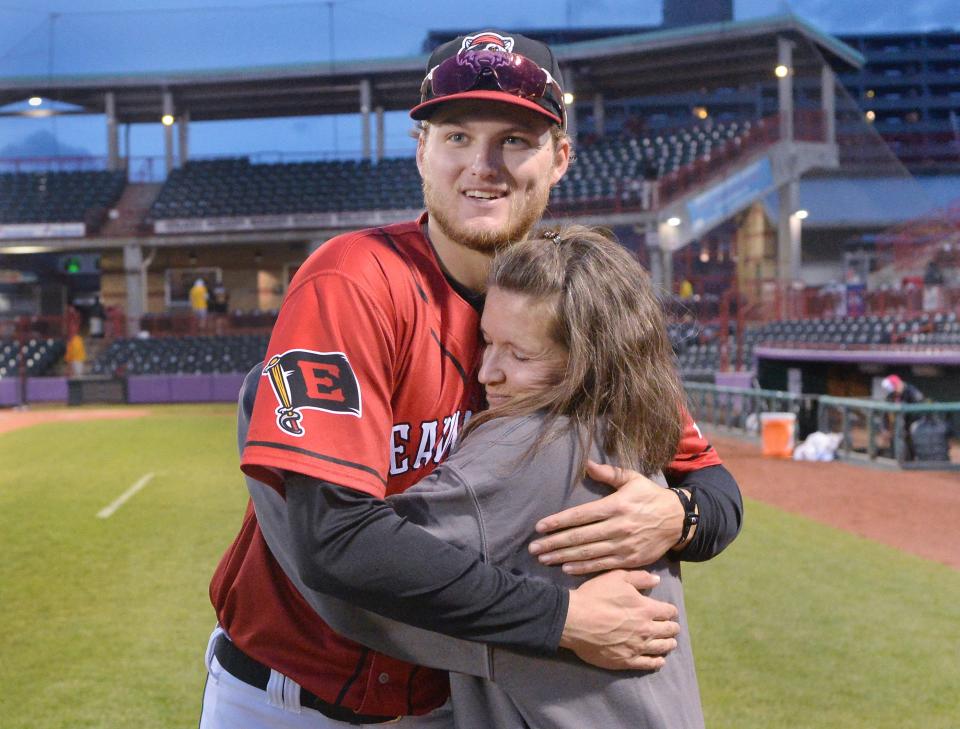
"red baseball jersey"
212,217,483,717
210,214,724,717
667,409,722,475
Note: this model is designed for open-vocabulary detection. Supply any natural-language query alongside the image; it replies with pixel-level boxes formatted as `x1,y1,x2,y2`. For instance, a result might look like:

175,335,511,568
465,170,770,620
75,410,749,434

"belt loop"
204,625,226,673
267,669,302,714
283,674,302,713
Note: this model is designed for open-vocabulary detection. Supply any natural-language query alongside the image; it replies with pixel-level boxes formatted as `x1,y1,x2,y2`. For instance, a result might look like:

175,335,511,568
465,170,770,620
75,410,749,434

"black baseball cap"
410,29,566,127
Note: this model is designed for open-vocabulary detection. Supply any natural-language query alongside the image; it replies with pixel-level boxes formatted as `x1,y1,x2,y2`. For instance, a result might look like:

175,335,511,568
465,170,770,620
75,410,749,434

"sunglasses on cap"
420,50,565,126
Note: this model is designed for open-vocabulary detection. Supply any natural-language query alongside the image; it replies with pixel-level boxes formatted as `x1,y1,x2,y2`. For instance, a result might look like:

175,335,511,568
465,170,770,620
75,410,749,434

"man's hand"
529,461,686,575
559,570,679,671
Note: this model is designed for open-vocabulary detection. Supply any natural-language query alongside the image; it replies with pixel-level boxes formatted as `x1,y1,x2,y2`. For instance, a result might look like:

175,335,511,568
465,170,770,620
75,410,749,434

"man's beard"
422,176,552,254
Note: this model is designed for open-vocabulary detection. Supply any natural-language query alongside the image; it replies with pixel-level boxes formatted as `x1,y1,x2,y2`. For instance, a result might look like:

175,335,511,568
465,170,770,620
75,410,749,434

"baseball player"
201,29,742,729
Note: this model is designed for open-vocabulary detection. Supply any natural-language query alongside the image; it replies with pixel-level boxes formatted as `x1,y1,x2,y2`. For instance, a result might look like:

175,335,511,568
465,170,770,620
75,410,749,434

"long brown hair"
464,225,684,476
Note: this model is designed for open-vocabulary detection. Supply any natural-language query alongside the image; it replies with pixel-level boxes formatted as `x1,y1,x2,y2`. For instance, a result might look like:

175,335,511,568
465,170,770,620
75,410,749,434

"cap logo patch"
461,32,514,54
263,349,361,437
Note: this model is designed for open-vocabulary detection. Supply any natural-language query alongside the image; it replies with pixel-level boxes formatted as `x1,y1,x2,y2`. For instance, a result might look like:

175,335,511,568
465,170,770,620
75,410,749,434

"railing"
725,279,960,324
682,382,960,470
136,310,277,337
1,150,419,183
2,310,279,343
551,112,829,216
656,110,829,208
683,382,816,433
0,156,109,174
0,314,72,340
817,395,960,469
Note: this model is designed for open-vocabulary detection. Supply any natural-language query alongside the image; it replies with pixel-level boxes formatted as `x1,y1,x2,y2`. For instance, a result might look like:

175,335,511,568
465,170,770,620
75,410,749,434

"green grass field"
1,404,957,728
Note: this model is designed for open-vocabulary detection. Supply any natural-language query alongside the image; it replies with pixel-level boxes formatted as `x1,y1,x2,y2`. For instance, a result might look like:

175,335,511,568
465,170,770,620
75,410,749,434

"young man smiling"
417,101,569,283
201,29,742,729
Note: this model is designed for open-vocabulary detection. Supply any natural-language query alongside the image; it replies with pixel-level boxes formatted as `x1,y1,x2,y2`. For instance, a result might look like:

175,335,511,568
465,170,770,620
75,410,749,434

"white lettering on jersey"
388,409,473,477
389,423,411,475
434,412,461,464
412,420,439,470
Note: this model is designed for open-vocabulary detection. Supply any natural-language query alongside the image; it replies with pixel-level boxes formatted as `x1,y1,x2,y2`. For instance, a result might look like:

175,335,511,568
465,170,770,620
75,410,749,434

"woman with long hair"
309,225,709,728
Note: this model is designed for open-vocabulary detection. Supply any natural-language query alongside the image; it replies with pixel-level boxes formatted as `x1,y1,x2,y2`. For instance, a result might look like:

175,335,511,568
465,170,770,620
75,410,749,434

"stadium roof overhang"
0,14,863,124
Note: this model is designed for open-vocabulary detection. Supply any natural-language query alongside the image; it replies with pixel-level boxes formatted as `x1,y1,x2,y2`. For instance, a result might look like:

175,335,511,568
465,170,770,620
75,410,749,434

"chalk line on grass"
97,472,155,519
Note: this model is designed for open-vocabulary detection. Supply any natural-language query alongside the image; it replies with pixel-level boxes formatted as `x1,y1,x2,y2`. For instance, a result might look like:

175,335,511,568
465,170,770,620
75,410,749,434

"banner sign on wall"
686,157,774,235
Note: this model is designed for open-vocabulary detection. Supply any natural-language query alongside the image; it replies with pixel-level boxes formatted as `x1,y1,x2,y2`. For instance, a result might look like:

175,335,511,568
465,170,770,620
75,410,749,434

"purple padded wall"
212,373,246,403
169,374,214,402
127,375,172,403
0,378,20,406
26,377,68,402
714,371,754,388
127,373,248,403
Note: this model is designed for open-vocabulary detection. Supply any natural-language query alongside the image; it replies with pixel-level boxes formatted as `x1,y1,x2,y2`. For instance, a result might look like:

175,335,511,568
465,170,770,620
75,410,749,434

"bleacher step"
100,182,164,237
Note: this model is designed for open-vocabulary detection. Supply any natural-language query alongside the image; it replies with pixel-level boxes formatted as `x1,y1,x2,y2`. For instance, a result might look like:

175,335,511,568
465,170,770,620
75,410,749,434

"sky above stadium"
1,0,958,160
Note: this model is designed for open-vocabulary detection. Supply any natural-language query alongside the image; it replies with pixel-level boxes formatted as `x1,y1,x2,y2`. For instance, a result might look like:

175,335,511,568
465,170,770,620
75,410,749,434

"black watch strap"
670,487,699,547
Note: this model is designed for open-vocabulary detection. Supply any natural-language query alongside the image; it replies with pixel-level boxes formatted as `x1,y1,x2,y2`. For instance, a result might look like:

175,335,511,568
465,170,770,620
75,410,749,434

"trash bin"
761,412,797,458
909,415,950,462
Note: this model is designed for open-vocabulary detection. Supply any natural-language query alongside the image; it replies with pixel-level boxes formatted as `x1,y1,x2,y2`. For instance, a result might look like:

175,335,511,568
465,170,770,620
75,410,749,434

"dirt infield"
710,433,960,570
0,407,151,435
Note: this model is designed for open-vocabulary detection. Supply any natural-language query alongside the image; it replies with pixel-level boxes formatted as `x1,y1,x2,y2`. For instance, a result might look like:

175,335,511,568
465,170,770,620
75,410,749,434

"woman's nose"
478,348,502,385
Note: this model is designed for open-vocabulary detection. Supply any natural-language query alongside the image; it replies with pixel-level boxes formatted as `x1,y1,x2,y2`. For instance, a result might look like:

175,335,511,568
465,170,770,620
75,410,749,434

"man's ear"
415,129,427,177
550,135,571,187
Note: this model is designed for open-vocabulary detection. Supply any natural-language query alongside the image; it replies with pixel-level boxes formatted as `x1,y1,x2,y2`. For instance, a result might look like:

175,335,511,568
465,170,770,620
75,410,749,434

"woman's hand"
528,461,686,574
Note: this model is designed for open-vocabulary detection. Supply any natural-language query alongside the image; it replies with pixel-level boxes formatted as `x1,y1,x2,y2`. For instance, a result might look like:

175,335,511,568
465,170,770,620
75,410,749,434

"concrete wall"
99,243,307,315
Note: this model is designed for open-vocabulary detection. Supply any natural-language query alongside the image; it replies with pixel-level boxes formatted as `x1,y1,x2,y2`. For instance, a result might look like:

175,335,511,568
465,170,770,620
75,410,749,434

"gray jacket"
244,409,704,728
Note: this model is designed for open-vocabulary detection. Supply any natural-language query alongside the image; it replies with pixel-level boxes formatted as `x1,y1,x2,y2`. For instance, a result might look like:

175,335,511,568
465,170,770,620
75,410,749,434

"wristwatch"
670,487,699,546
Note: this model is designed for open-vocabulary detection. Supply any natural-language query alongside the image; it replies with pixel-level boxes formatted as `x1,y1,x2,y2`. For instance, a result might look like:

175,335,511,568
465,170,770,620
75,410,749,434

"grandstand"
90,334,270,376
146,157,425,222
0,337,63,378
0,5,958,459
142,118,763,229
1,14,863,324
0,169,125,235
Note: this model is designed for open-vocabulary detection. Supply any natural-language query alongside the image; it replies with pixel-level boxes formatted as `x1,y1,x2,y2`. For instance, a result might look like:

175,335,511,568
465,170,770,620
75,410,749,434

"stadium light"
563,92,575,105
667,216,682,227
865,110,876,122
774,64,789,78
794,209,809,220
1,245,53,254
693,106,708,120
161,114,175,126
28,96,42,106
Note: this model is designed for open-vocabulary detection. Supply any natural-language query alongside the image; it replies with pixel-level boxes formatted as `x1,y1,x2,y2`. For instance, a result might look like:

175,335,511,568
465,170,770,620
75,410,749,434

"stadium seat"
0,171,126,232
146,119,762,222
0,338,65,378
89,334,270,376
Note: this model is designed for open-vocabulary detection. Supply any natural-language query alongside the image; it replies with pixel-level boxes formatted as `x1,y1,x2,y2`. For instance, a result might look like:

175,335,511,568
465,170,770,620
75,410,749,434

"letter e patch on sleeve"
262,349,361,437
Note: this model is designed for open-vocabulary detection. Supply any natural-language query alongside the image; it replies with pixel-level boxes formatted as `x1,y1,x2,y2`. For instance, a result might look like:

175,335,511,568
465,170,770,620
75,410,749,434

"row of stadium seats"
0,338,65,378
90,334,269,376
3,310,954,380
147,157,424,219
668,311,960,374
749,312,959,347
0,170,126,228
147,120,757,221
674,341,735,376
0,120,758,226
569,120,751,180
